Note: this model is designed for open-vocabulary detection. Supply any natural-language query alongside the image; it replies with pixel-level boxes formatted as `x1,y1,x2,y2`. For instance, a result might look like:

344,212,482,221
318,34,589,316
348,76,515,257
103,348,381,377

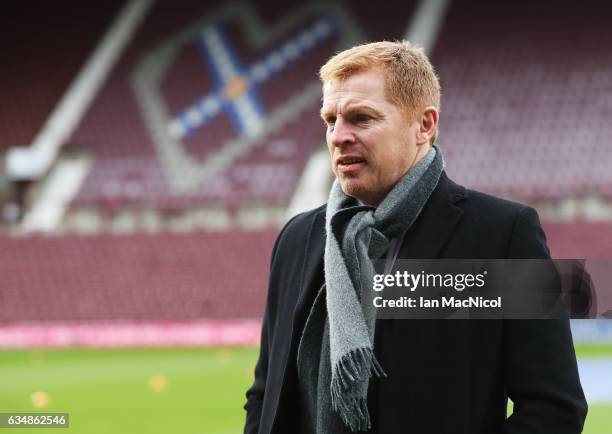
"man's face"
321,68,425,206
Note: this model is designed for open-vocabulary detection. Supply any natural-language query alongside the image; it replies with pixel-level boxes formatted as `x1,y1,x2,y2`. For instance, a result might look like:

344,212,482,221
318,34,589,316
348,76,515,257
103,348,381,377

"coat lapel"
271,209,326,433
290,209,326,347
399,172,467,258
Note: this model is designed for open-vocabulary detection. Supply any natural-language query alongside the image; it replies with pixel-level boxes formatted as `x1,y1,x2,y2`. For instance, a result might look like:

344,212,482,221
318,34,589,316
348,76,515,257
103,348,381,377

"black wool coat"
244,172,587,434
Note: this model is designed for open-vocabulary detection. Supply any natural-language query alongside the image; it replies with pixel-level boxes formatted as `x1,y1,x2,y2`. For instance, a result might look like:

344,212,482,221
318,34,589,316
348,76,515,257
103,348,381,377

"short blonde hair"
320,40,441,144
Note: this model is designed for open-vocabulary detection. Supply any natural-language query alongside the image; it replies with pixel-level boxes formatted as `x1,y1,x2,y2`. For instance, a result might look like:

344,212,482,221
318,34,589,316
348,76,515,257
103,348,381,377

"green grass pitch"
0,345,610,433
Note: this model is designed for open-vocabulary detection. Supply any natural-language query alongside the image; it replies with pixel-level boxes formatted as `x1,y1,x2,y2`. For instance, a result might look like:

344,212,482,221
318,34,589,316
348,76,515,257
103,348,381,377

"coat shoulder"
463,188,530,216
439,172,530,219
270,205,326,266
440,176,548,258
442,173,535,229
277,205,325,243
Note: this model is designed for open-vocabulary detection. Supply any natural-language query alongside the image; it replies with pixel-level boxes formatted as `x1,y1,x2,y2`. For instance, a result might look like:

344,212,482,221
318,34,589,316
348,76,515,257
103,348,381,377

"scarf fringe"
330,347,387,431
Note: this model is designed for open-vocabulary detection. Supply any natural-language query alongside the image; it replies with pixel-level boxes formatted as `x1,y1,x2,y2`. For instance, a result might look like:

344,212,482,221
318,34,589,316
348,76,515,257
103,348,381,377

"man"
244,41,587,433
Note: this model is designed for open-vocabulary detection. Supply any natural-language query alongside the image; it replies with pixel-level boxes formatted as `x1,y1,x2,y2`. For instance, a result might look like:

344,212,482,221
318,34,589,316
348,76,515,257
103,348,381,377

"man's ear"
417,106,439,145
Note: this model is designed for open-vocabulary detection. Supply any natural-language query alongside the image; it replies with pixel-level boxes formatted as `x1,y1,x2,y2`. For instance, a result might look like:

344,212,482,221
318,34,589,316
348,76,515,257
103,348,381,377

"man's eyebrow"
344,105,382,116
320,104,382,120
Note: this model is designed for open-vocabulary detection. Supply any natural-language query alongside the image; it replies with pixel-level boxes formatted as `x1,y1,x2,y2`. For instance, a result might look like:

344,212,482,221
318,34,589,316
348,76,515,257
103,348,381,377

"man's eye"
352,114,371,123
324,117,336,126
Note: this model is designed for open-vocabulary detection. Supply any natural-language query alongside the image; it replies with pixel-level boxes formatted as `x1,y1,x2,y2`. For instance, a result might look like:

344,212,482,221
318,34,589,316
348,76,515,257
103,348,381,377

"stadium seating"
63,0,417,211
0,230,276,323
67,1,337,210
433,0,612,200
3,0,612,334
2,222,610,325
0,1,124,150
544,222,612,259
5,0,611,206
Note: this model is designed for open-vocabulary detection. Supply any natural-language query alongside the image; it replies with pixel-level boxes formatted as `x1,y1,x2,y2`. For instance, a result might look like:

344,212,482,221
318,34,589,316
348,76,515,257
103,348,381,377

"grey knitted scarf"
297,146,444,433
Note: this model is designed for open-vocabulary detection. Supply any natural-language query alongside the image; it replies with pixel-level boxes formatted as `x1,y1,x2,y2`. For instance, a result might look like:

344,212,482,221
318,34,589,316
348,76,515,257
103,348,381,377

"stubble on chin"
338,178,369,203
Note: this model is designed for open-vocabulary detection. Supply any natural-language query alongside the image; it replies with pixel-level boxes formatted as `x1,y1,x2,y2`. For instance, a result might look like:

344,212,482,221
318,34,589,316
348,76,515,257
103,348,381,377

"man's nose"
329,118,355,148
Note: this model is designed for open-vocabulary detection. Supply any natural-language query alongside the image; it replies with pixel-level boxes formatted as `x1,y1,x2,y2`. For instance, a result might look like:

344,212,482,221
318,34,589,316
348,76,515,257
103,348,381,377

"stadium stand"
0,1,422,343
5,0,606,217
544,222,612,259
61,0,417,212
433,0,612,200
0,230,276,323
67,3,326,210
2,1,612,348
0,1,125,151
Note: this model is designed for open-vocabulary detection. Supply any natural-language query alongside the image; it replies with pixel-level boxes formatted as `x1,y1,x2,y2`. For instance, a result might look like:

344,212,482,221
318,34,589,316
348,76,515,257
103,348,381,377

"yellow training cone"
31,391,51,408
148,375,169,392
